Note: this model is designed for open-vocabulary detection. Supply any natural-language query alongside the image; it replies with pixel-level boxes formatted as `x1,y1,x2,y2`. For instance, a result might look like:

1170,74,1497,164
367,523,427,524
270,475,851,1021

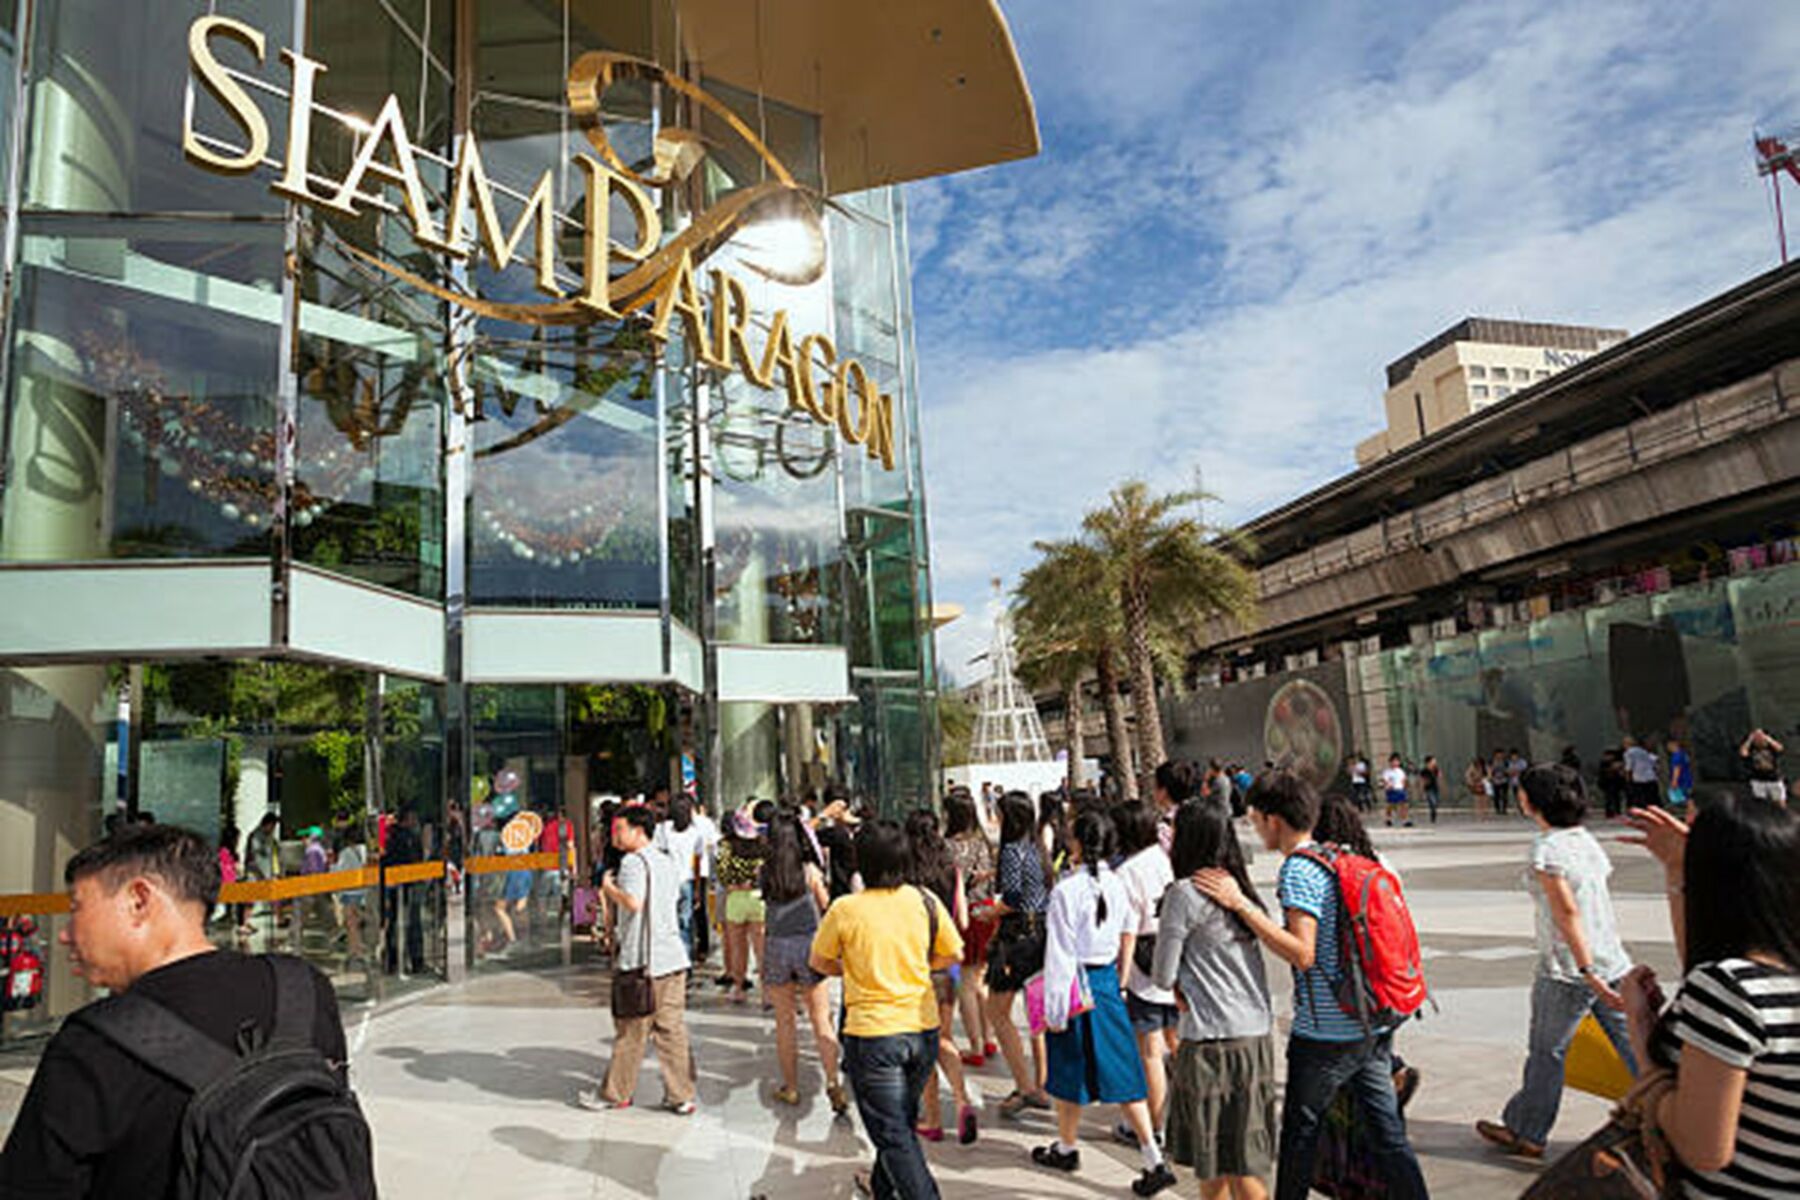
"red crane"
1754,130,1800,264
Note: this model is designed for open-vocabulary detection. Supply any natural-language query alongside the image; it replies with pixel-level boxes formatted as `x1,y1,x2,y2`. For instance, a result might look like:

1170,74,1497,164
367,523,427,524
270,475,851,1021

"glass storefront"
0,0,986,1034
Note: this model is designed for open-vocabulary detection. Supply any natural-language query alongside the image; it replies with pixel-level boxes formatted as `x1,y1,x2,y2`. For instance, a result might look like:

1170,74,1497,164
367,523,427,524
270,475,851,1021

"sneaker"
1132,1163,1178,1197
958,1104,979,1146
574,1088,629,1111
1112,1120,1140,1147
1031,1143,1080,1172
827,1083,851,1116
1475,1119,1543,1159
1393,1065,1421,1110
662,1098,697,1116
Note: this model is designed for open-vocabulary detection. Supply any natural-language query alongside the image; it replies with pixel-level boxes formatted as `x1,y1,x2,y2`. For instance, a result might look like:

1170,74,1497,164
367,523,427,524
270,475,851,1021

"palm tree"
1082,481,1257,795
937,689,977,767
1014,539,1137,798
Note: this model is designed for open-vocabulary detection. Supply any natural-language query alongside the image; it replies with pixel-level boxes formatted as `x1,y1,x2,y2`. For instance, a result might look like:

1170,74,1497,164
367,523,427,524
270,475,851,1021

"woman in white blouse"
1031,807,1176,1197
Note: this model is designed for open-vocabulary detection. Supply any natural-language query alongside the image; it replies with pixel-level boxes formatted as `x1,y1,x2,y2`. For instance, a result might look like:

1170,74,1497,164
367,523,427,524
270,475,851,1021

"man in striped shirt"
1195,770,1429,1200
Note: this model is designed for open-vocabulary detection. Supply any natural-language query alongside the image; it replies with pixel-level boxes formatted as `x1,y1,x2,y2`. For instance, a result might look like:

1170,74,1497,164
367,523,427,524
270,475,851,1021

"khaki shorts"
725,888,766,925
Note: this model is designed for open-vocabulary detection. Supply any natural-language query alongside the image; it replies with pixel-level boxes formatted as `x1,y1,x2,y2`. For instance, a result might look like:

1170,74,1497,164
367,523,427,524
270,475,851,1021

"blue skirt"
1045,961,1149,1105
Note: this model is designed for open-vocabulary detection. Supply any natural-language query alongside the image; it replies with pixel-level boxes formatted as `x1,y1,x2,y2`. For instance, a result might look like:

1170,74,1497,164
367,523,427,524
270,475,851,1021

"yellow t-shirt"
811,885,964,1037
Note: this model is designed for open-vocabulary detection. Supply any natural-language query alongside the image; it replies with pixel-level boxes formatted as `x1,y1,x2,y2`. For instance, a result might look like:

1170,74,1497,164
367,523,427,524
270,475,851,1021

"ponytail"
1070,808,1118,927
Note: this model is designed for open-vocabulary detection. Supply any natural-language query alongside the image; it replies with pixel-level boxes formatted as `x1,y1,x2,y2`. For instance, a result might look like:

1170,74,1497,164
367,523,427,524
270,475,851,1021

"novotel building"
0,0,1036,1019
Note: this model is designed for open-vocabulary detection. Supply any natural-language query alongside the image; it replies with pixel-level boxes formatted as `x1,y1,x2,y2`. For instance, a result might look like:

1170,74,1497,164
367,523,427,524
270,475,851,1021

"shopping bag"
1565,1014,1633,1102
1024,968,1094,1035
1312,1088,1384,1200
572,885,598,930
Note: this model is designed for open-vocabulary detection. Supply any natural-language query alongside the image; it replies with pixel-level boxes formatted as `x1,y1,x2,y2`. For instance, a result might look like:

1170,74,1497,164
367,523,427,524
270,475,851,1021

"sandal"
772,1085,800,1106
827,1083,850,1116
1475,1119,1543,1159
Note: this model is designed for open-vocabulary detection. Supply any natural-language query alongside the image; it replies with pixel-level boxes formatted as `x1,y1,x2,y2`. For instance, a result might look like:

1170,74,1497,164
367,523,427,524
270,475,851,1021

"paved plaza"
1,814,1677,1199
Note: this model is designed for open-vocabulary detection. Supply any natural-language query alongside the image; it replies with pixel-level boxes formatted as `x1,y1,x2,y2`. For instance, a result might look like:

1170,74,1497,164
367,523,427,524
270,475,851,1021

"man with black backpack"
0,824,374,1200
1193,771,1430,1200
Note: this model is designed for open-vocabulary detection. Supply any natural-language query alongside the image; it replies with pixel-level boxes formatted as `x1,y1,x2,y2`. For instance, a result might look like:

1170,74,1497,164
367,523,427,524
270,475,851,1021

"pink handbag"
1024,967,1094,1035
572,885,598,929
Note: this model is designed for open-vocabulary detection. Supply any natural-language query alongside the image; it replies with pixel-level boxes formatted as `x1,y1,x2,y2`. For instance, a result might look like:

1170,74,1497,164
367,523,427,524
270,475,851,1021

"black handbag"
986,912,1046,993
1132,933,1158,977
610,852,656,1021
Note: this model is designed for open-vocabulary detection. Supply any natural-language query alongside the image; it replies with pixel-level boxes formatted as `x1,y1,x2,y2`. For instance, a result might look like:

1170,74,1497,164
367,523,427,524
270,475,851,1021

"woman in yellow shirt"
811,819,964,1199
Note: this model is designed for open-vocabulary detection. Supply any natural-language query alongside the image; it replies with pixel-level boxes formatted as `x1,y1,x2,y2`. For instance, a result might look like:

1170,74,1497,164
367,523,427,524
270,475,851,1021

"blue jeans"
1501,974,1639,1145
842,1030,941,1200
676,880,695,959
1276,1032,1428,1200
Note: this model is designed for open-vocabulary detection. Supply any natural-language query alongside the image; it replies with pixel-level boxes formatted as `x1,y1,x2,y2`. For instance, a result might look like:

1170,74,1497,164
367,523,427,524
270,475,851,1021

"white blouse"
1042,864,1129,1031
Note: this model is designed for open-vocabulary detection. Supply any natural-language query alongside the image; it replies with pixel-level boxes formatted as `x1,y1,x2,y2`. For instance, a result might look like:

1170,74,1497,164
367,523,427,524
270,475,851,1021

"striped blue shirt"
1279,846,1371,1042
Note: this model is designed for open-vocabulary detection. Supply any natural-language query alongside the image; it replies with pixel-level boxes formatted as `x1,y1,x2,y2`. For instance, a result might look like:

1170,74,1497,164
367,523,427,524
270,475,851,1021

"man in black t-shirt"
382,809,426,975
813,800,859,901
0,825,349,1200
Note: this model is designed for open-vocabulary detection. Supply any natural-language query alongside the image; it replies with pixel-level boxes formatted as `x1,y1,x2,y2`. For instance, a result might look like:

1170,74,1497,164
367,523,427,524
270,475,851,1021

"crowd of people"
570,762,1420,1198
1339,726,1792,827
569,745,1800,1199
6,737,1799,1199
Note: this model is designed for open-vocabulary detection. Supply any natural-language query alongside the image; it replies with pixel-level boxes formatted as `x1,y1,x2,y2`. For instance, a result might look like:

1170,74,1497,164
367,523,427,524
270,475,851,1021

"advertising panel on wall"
1164,660,1355,794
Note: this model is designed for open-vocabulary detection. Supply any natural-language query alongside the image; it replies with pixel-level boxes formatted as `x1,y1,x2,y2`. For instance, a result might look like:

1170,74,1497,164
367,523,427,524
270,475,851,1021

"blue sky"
907,0,1800,682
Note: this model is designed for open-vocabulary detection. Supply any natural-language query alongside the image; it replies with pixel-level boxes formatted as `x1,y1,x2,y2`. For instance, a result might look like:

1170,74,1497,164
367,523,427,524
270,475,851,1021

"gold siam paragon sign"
183,15,896,469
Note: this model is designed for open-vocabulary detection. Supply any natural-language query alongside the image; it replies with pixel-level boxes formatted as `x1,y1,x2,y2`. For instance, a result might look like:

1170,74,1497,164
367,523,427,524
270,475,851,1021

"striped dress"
1657,957,1800,1198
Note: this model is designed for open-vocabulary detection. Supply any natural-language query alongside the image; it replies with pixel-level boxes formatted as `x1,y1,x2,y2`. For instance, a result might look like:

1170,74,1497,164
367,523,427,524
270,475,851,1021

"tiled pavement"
2,813,1678,1198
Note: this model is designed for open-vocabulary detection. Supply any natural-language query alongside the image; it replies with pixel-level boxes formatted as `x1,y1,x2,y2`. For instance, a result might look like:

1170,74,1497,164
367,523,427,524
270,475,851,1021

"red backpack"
1292,845,1429,1029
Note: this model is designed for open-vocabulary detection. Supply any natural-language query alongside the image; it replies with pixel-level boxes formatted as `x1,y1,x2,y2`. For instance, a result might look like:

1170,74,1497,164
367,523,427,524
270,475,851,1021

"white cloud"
913,0,1800,681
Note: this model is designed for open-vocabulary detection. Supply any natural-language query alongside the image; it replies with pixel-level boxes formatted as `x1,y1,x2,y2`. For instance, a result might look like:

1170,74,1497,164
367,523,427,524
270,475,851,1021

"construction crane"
1753,128,1800,264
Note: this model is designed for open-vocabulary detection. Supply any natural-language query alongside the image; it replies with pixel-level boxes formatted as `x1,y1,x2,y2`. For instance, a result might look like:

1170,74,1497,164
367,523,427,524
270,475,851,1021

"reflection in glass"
296,227,446,598
712,372,842,645
468,324,661,608
26,0,293,214
0,219,280,561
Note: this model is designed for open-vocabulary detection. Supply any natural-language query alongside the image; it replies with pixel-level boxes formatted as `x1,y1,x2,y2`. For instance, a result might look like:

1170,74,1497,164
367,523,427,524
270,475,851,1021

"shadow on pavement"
1408,1114,1548,1176
377,1044,605,1103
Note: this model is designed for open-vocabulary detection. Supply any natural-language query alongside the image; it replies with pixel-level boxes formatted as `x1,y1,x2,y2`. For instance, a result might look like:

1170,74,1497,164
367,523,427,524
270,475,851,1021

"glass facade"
1358,559,1800,794
1167,554,1800,807
0,0,951,1033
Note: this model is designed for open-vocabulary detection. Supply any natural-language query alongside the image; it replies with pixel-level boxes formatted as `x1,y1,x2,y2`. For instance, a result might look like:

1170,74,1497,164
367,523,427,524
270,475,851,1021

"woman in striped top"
1622,792,1800,1198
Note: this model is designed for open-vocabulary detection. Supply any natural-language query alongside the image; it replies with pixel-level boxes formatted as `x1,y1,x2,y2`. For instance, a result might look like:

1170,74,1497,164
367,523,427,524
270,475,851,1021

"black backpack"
81,954,376,1200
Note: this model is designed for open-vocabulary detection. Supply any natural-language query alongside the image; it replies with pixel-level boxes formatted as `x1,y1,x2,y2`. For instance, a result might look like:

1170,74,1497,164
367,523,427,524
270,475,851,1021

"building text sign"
183,16,895,469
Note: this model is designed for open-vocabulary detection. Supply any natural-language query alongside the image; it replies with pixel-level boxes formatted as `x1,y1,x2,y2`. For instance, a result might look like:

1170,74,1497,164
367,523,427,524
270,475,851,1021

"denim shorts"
1125,990,1179,1036
762,933,822,988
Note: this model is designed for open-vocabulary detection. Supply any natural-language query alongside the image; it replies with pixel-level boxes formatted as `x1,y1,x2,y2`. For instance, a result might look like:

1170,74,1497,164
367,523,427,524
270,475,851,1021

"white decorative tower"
971,580,1053,764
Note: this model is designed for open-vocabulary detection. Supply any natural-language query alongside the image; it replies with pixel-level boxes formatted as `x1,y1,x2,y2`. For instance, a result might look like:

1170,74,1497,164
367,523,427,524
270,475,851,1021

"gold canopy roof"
559,0,1040,195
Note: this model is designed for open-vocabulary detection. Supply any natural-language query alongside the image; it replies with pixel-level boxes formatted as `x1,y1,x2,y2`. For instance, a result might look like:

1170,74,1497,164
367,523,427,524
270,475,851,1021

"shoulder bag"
611,852,656,1020
1520,1068,1679,1199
